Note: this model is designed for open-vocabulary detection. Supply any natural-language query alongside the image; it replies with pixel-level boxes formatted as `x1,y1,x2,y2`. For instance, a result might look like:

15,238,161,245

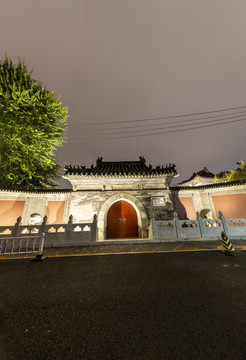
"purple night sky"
1,0,246,187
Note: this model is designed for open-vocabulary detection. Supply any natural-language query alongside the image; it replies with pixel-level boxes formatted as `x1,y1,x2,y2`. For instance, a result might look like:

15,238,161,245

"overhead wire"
65,105,246,141
111,116,246,139
70,105,246,126
68,112,246,138
66,115,246,142
71,110,246,132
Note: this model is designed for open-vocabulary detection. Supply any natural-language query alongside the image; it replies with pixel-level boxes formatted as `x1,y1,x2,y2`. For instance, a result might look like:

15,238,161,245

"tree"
0,56,68,188
214,161,246,183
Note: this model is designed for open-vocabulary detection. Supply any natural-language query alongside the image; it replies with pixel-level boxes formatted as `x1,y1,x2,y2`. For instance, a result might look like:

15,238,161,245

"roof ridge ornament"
96,157,103,164
139,156,146,164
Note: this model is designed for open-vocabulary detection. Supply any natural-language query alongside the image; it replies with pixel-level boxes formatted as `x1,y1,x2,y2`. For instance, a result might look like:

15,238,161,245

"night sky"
1,0,246,187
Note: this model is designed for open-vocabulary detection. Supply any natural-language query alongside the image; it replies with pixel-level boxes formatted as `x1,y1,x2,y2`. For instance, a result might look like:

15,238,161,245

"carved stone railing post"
148,213,154,239
219,210,229,234
196,211,206,238
40,216,48,234
174,212,182,238
67,215,73,231
65,215,73,242
151,213,157,239
91,214,97,241
12,216,22,237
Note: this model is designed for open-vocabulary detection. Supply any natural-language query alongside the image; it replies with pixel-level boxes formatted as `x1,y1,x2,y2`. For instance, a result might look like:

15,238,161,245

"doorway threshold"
96,238,160,245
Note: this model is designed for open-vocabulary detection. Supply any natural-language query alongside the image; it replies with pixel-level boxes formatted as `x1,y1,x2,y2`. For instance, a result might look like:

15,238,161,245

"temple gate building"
63,157,178,240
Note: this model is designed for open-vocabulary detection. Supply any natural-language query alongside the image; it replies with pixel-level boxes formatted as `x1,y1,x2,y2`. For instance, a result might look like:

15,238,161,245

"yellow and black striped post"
221,232,238,256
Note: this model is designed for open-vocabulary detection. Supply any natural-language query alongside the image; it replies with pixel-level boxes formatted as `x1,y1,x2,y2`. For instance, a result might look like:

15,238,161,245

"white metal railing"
0,233,45,255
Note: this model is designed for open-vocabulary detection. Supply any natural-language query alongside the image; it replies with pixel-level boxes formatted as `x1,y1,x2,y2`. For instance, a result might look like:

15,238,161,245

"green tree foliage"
0,56,68,188
214,161,246,183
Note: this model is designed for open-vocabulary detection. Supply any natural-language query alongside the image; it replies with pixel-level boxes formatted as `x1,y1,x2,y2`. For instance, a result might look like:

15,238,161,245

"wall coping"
1,179,246,194
0,187,72,194
171,179,246,191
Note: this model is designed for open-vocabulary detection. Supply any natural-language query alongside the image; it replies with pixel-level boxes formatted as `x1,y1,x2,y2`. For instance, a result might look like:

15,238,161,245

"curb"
1,245,246,260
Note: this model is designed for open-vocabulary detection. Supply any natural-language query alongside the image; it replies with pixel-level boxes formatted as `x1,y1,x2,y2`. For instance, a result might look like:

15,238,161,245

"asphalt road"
1,251,246,360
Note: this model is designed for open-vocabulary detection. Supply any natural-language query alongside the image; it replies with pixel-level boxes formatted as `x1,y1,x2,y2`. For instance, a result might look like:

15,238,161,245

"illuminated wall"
175,185,246,220
1,183,246,230
46,201,65,224
212,194,246,218
176,197,196,219
0,200,25,225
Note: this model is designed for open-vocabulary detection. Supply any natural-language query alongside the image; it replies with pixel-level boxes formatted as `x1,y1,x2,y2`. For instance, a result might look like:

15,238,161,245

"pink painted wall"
0,200,25,225
176,197,196,220
46,201,65,224
212,194,246,218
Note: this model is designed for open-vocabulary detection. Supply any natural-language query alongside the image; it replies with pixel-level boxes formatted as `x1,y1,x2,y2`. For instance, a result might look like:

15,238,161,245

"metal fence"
0,233,45,255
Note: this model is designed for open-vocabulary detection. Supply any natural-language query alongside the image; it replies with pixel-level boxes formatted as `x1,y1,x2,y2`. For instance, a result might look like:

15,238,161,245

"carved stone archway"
97,193,148,240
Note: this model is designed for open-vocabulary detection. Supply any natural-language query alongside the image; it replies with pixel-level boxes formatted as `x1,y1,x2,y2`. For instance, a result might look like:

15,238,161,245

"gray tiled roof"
178,167,215,185
171,179,246,190
64,157,177,177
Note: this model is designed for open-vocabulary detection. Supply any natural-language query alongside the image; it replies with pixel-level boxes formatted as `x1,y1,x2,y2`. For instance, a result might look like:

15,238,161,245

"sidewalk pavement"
1,239,246,260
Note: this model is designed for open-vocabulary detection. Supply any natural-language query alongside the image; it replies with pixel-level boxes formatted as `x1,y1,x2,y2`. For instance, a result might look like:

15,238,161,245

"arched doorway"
107,200,138,239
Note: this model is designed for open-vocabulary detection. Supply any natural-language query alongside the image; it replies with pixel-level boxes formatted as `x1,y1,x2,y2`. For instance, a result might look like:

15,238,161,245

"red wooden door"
107,201,138,239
